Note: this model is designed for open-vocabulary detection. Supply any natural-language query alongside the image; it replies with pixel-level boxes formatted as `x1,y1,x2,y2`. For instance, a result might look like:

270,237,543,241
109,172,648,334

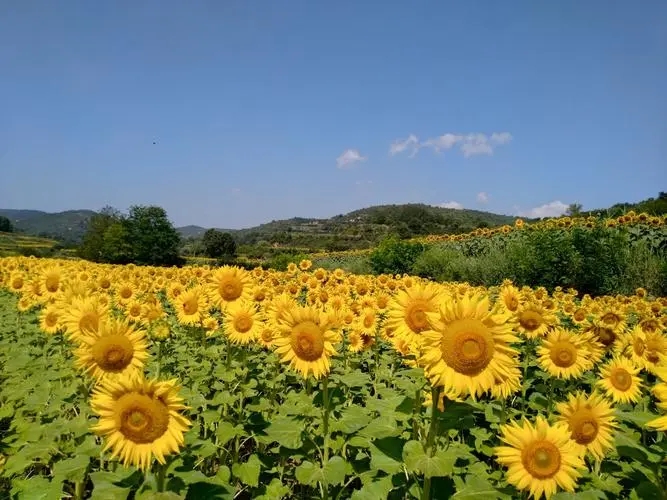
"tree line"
77,206,237,266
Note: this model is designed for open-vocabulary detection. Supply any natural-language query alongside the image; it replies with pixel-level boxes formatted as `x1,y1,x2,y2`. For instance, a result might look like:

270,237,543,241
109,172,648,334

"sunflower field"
1,256,667,499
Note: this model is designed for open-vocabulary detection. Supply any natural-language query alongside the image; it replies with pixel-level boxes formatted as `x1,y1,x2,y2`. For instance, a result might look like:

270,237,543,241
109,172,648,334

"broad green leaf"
185,482,234,500
332,405,372,434
350,476,394,500
261,416,304,449
231,454,261,487
10,477,64,500
90,471,133,500
402,440,456,478
336,371,371,388
255,478,290,500
451,476,502,499
295,456,347,486
52,454,91,482
615,411,660,427
370,436,405,475
551,490,606,500
360,416,400,439
215,421,243,445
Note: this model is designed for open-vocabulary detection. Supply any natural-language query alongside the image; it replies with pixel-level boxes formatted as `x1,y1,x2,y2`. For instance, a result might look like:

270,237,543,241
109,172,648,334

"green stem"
156,461,167,492
74,480,85,500
412,388,422,440
321,376,331,500
422,385,442,500
156,341,162,379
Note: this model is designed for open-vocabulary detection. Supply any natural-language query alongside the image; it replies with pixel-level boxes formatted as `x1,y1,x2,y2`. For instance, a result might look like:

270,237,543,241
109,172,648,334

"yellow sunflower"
74,318,149,382
206,266,252,310
61,296,109,341
495,416,586,499
623,325,667,374
515,302,559,339
555,392,617,461
499,284,522,313
536,328,593,380
174,287,207,326
419,292,521,399
90,374,191,471
273,305,339,379
39,304,63,335
596,357,643,404
385,281,442,348
222,300,264,344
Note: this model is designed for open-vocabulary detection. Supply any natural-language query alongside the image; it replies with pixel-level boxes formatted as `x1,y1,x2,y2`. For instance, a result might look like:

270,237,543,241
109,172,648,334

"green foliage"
369,235,425,275
266,252,309,271
0,216,13,233
202,230,237,259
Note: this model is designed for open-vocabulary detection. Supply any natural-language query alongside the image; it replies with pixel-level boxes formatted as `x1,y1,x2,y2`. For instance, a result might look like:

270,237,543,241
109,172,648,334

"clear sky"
1,1,665,229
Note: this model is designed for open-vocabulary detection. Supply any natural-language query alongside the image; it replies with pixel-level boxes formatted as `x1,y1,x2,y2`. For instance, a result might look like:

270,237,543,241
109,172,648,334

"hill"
0,232,61,257
0,209,96,244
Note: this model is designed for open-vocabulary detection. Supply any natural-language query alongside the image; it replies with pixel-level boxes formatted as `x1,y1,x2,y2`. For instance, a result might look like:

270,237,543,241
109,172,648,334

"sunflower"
419,292,521,399
536,328,593,380
500,285,522,313
115,281,137,305
385,281,442,348
207,266,252,310
74,318,149,382
273,305,339,379
597,310,627,336
623,325,667,374
174,287,207,326
222,300,264,344
516,302,558,339
41,266,63,298
8,272,25,293
90,374,191,471
61,296,109,341
490,364,523,400
596,357,643,404
347,330,364,353
495,416,585,499
39,304,63,334
299,259,312,271
125,300,145,324
555,392,617,460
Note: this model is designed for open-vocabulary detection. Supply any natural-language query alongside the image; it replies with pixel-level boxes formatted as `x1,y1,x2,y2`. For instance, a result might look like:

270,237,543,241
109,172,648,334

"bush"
369,236,424,275
266,252,309,271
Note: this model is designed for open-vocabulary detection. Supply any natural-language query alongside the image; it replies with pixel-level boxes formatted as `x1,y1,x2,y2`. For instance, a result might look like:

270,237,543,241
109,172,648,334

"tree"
125,205,182,266
101,221,134,264
0,216,13,232
77,206,124,262
566,203,583,217
202,229,237,258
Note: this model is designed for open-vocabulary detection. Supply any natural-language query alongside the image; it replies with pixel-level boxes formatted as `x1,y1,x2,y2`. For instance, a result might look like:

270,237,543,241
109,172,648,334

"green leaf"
350,476,394,500
551,490,606,500
10,477,64,500
295,456,347,486
402,440,456,478
52,454,91,482
185,482,234,500
322,456,347,486
370,437,405,475
451,476,502,499
136,492,184,500
231,454,261,487
89,471,132,500
615,411,660,427
360,416,400,439
336,371,371,388
615,432,661,463
332,405,372,434
215,421,243,445
260,416,304,449
255,478,290,500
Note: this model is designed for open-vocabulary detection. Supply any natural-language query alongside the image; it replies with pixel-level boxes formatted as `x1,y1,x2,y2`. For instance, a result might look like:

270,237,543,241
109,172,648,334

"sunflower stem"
156,461,167,492
156,341,162,379
412,388,422,440
421,385,441,500
74,480,85,500
321,376,331,500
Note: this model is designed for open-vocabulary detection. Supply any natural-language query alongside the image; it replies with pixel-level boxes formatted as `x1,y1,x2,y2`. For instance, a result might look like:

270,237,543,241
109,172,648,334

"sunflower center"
601,313,619,326
116,393,170,444
506,296,519,311
405,300,431,333
92,335,134,372
519,310,543,331
610,367,632,391
219,276,243,301
522,440,561,479
549,341,577,368
363,315,374,329
120,288,132,299
440,319,495,376
100,278,111,289
129,305,142,317
45,276,59,293
595,326,616,347
233,313,254,333
79,312,100,334
182,297,198,315
12,277,24,289
568,408,599,444
290,321,325,362
45,312,58,327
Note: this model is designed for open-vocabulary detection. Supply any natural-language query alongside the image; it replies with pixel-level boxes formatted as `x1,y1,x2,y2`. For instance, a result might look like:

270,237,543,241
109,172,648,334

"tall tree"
126,205,182,266
0,215,13,232
566,203,583,217
77,206,123,262
202,229,237,258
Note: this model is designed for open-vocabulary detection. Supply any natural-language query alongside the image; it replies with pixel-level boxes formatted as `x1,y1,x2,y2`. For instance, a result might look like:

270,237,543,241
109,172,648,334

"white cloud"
336,148,367,169
390,132,512,158
437,201,464,210
389,134,420,157
518,201,569,218
476,191,489,204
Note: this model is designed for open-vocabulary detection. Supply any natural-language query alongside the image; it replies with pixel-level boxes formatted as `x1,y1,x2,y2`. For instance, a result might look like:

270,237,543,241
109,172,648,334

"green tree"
77,206,123,262
202,229,237,258
0,216,13,232
566,203,583,217
101,221,134,264
125,205,182,266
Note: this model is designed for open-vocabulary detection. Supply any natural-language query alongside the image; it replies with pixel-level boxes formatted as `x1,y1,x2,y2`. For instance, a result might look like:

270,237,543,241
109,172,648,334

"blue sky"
1,1,665,229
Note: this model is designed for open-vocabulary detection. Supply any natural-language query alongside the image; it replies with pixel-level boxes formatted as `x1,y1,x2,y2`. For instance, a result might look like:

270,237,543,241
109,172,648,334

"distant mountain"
0,209,96,244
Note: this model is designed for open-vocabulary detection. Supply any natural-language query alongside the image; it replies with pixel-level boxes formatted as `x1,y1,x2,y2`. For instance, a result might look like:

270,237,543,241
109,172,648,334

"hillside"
0,232,61,256
0,209,95,244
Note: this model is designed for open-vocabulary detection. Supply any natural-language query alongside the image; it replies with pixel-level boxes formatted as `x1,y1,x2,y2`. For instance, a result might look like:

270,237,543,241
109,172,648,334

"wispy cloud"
336,149,367,169
476,191,489,204
437,201,464,210
390,132,513,158
518,201,569,218
389,134,420,157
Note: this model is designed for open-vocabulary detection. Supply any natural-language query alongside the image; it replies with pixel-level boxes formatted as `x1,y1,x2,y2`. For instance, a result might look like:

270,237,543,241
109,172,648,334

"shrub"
369,236,425,275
